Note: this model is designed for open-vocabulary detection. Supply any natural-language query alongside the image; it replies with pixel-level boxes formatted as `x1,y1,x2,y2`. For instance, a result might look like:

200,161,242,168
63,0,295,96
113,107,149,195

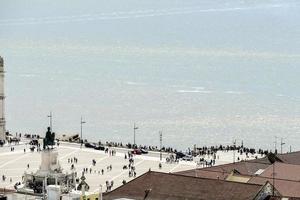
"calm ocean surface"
1,0,300,151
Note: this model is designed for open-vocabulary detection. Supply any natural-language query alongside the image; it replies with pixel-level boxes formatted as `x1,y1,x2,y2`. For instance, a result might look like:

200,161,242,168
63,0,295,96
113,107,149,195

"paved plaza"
0,141,262,195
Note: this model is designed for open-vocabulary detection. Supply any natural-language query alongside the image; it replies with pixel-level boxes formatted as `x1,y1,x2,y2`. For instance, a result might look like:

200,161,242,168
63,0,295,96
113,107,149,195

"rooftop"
175,160,270,180
104,171,263,200
249,162,300,198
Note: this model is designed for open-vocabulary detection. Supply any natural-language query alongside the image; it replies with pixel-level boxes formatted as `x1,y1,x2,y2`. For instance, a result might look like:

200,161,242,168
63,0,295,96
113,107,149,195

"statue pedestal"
47,185,61,200
38,149,61,175
18,129,76,195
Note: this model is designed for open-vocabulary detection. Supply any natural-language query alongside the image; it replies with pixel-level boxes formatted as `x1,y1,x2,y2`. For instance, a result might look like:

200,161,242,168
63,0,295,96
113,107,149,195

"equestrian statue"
43,127,55,150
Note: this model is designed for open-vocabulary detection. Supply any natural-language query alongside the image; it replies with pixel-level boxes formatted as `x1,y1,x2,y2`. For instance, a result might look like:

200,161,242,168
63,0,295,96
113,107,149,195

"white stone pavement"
0,142,262,194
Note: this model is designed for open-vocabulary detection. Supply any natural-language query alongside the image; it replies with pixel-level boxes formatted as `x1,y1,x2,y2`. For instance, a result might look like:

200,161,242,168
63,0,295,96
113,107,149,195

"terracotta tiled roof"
247,151,300,166
249,163,300,198
243,151,300,167
175,167,230,180
276,151,300,165
176,160,270,179
266,196,300,200
104,171,263,200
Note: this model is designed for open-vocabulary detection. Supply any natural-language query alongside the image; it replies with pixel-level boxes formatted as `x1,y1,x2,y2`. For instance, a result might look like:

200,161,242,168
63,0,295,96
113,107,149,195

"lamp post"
233,139,236,163
267,152,276,196
80,117,86,147
159,131,162,161
43,176,47,200
133,123,138,146
274,136,278,154
99,184,103,200
47,111,53,132
280,138,285,154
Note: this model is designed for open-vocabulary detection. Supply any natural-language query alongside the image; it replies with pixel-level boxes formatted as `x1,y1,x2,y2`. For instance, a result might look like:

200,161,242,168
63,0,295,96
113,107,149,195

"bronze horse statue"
43,127,55,149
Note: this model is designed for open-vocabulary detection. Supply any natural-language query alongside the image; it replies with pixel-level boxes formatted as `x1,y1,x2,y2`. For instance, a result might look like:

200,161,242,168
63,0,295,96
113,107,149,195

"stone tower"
0,56,5,140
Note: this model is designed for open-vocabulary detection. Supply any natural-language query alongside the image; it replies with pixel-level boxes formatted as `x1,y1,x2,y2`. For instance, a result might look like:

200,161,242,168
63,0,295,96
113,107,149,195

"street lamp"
280,138,286,154
99,184,103,200
233,139,236,163
159,131,162,161
47,111,53,132
133,123,138,146
80,116,86,147
274,136,278,154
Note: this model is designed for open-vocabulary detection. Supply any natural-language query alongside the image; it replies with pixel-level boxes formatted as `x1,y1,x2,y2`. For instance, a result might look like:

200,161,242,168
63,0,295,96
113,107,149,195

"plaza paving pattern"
0,142,261,193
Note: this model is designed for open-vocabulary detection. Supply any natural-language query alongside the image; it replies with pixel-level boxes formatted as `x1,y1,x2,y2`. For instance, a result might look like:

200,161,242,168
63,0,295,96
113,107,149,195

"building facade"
0,56,5,140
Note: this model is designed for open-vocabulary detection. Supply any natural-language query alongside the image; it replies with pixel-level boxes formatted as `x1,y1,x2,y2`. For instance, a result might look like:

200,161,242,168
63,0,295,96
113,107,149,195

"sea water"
1,0,300,151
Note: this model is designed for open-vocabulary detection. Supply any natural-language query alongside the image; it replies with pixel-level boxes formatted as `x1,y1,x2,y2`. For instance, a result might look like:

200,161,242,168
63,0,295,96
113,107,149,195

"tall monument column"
0,56,5,140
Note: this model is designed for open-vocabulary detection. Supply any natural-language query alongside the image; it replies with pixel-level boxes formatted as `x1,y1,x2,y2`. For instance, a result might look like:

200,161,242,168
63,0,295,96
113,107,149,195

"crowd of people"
0,131,274,195
102,141,176,154
126,152,137,178
64,147,142,192
98,140,271,162
8,131,271,160
1,174,12,183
